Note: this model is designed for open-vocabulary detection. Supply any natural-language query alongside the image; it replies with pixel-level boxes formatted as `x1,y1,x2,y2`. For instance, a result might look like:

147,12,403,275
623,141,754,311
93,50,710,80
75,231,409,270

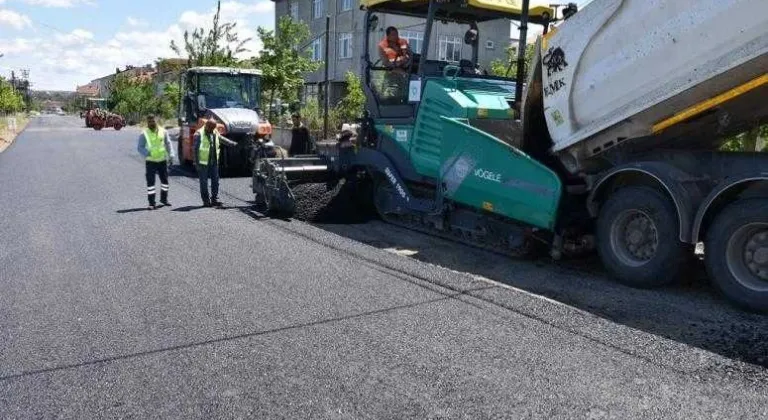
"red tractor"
88,108,125,131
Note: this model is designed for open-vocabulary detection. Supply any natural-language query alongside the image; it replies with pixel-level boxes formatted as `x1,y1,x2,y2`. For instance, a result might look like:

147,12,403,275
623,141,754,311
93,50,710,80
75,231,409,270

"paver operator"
137,115,174,210
378,26,412,101
194,119,237,208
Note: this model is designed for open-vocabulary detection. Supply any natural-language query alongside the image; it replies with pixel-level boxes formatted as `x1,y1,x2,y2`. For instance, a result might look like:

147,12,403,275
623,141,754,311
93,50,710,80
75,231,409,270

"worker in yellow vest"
193,119,237,207
137,114,174,210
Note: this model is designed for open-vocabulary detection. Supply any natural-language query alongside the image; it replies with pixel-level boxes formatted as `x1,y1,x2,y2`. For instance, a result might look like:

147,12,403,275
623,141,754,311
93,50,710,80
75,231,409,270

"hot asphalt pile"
291,179,374,224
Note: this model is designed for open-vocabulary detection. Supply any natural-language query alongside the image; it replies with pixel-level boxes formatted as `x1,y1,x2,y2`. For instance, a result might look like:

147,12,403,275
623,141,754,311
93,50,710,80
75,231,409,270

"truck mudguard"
691,174,768,242
587,161,705,243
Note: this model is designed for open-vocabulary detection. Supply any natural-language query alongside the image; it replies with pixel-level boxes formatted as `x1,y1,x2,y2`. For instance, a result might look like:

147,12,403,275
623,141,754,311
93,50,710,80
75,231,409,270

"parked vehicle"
254,0,768,312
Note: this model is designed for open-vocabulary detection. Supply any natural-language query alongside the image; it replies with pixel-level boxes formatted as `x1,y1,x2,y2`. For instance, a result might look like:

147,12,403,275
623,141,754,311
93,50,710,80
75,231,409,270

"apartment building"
272,0,513,105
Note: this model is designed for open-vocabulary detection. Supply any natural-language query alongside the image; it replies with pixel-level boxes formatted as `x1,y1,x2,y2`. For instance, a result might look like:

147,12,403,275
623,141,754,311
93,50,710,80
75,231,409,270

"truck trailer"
254,0,768,312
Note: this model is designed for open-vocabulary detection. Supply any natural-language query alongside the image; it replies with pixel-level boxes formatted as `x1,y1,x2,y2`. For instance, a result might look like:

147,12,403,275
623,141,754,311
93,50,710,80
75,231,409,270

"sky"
0,0,593,91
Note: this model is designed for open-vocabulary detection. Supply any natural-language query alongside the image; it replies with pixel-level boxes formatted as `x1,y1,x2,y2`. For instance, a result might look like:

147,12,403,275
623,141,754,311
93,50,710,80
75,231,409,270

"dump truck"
254,0,768,312
176,66,272,176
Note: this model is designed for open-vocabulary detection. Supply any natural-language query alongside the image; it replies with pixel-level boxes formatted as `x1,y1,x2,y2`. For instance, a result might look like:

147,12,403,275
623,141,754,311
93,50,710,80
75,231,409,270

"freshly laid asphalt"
1,115,767,419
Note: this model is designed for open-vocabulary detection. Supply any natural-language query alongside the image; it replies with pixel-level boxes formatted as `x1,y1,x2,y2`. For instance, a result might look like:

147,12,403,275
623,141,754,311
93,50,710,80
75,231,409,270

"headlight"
257,123,272,136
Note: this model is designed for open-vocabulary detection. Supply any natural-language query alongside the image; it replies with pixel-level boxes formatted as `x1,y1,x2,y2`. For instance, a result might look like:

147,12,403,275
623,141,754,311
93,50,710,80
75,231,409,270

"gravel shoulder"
0,114,30,153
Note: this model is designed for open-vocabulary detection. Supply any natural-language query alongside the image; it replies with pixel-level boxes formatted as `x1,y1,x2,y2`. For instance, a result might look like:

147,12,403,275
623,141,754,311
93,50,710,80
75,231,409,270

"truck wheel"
704,198,768,313
596,186,689,288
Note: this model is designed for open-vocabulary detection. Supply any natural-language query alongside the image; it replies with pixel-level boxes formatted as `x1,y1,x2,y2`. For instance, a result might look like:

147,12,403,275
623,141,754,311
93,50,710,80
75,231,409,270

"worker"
378,26,411,69
193,119,237,208
378,26,412,102
137,114,174,210
288,113,311,156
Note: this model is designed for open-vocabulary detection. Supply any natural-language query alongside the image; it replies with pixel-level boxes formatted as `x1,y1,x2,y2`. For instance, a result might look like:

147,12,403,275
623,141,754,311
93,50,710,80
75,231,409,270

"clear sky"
0,0,593,91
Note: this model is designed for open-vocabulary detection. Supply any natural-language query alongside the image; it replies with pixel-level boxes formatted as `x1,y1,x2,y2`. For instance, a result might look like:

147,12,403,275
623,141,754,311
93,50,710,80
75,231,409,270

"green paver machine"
254,0,768,312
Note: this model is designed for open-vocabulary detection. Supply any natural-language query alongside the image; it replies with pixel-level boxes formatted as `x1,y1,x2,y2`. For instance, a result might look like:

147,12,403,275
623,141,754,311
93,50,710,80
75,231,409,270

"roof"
186,66,263,76
76,83,99,96
360,0,554,24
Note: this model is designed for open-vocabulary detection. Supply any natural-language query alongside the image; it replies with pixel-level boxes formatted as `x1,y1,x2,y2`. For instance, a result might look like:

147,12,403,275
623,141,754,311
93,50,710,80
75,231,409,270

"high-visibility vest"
198,130,220,165
379,37,409,62
144,127,167,162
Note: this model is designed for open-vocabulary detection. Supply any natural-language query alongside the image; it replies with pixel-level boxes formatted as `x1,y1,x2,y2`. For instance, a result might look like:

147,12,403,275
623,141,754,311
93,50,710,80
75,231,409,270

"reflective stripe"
147,191,156,195
160,185,169,191
147,187,156,191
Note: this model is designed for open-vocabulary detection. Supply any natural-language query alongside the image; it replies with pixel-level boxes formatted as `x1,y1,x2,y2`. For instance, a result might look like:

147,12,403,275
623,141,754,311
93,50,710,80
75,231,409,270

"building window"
312,0,324,19
486,40,495,50
338,33,353,59
304,84,319,103
311,38,322,61
290,2,299,20
340,0,354,12
400,30,424,54
438,35,462,62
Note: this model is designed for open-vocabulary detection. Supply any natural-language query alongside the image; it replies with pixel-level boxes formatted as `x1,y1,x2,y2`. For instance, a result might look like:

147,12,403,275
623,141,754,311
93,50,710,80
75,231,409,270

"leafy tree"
0,78,25,113
251,16,321,110
721,125,768,152
159,82,180,119
333,71,365,123
489,44,536,78
170,0,250,67
109,74,158,121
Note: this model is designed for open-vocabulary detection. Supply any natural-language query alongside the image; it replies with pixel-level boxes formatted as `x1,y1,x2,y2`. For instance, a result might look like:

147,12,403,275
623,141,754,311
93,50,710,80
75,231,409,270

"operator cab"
361,0,558,121
179,67,264,123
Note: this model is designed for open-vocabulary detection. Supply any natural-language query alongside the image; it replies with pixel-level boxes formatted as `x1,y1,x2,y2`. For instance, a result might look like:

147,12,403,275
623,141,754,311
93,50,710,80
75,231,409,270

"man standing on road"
194,119,237,208
137,115,174,210
288,113,312,156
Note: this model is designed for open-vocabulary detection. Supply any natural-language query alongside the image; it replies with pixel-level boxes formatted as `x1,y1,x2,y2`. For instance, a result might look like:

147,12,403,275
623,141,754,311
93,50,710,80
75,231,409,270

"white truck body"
539,0,768,164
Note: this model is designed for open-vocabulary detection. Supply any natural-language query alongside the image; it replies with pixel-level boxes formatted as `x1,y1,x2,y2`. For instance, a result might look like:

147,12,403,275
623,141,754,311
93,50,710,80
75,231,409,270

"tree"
109,74,158,121
159,82,180,119
721,124,768,152
489,44,537,78
334,71,365,123
170,1,250,67
0,78,24,113
251,16,321,110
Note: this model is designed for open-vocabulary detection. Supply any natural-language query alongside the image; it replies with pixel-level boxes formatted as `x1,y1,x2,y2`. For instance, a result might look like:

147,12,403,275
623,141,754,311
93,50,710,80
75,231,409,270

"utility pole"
323,15,331,140
513,0,531,115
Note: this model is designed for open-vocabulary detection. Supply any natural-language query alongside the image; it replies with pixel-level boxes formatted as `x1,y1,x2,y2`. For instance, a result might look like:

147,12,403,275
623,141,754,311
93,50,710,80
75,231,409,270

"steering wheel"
443,65,460,78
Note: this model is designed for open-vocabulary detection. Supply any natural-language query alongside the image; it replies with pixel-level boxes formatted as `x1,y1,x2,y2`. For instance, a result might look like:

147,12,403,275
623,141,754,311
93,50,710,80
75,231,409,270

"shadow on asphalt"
168,164,251,180
313,217,768,369
116,207,153,213
171,205,207,212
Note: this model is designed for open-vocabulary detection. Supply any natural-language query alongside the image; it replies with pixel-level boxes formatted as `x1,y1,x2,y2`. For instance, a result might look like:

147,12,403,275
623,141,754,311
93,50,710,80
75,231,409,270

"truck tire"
704,198,768,313
596,186,690,288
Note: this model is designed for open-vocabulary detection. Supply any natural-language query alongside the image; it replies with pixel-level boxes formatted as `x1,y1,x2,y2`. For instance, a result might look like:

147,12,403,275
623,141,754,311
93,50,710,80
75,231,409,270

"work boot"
160,191,171,207
212,199,223,208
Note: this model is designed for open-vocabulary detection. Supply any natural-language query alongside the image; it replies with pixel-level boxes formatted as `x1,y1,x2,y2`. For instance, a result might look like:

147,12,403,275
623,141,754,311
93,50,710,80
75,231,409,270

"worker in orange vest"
378,26,412,102
378,26,411,70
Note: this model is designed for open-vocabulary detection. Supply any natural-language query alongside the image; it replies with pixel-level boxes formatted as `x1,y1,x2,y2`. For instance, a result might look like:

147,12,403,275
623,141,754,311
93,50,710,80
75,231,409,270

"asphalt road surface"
1,115,767,419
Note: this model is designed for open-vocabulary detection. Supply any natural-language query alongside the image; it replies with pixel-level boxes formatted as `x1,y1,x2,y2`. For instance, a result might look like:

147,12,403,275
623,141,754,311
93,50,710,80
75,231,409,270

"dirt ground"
0,114,29,153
